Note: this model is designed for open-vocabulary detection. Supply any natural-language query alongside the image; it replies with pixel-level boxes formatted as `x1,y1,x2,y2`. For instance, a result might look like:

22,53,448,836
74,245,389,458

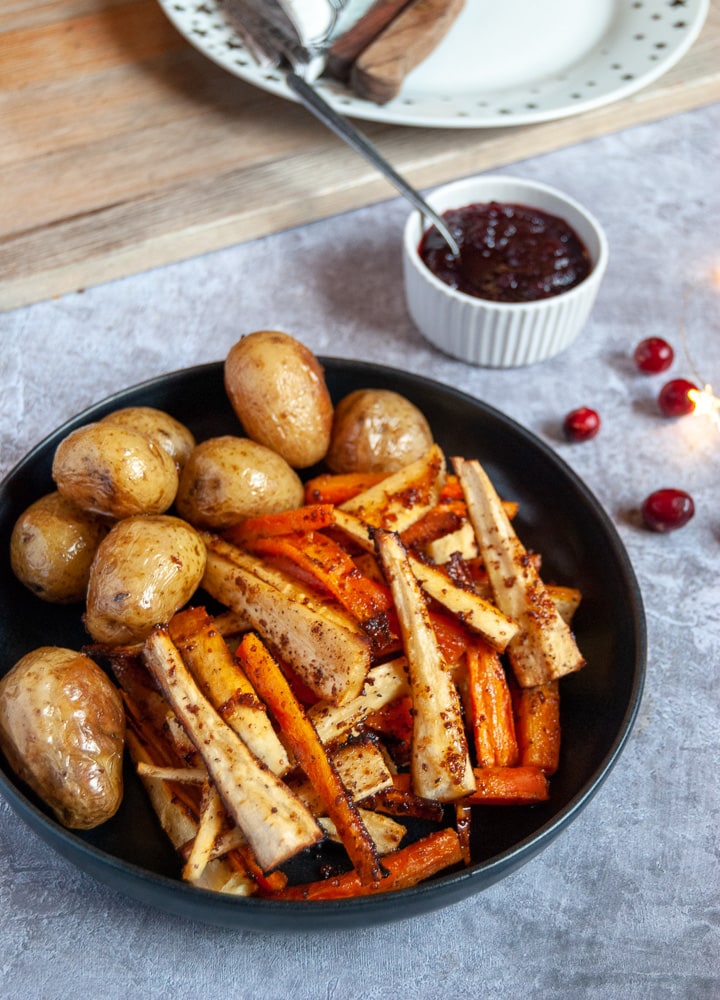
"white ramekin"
403,175,609,368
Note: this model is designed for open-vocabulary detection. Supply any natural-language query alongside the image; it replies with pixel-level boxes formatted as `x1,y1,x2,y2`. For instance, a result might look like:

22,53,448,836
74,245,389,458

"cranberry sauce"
419,201,592,303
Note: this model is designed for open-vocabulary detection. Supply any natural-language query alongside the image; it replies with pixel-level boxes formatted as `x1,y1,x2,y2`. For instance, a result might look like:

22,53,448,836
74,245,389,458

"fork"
226,0,460,257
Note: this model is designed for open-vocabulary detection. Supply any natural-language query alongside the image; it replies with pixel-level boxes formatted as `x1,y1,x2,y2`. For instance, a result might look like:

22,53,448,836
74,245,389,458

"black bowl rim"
0,358,647,930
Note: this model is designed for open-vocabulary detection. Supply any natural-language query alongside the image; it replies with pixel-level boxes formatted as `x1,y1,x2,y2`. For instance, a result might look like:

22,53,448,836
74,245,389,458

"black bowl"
0,359,645,931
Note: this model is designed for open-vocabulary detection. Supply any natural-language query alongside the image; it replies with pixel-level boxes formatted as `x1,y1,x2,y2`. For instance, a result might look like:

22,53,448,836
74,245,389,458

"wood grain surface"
1,0,719,310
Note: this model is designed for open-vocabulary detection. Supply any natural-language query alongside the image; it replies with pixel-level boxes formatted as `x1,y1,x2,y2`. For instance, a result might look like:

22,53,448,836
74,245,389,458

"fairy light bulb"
688,384,720,429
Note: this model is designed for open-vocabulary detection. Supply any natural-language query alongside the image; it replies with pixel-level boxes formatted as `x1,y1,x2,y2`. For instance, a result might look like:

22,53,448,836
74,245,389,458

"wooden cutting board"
1,0,719,310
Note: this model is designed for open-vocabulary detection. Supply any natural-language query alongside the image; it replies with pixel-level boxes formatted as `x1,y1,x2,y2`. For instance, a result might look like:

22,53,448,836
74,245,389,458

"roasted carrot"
428,608,473,664
400,500,468,549
360,604,471,664
361,786,445,823
224,504,336,545
512,680,561,775
243,530,393,622
364,695,414,747
391,772,411,792
441,475,519,519
465,640,519,768
267,828,463,900
304,471,389,505
439,475,465,501
363,697,413,768
237,632,386,885
229,843,289,894
363,772,444,822
464,766,550,805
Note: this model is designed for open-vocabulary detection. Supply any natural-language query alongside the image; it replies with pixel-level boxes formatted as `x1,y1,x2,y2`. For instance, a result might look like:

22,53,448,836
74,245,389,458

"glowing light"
688,384,720,429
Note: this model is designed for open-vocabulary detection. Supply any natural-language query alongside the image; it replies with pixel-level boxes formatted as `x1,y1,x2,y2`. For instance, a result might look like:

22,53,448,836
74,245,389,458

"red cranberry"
641,489,695,532
634,337,674,373
658,378,698,417
563,407,601,441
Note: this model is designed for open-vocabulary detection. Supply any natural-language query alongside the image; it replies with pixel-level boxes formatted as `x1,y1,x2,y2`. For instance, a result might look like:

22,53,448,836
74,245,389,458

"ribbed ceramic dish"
0,360,645,931
403,175,609,368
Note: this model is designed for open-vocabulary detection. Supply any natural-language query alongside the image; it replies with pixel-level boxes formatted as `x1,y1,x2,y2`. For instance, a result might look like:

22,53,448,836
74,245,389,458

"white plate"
158,0,709,128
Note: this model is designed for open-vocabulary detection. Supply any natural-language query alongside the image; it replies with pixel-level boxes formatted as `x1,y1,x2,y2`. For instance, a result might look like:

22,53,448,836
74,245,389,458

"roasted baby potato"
0,646,125,829
84,514,206,645
10,491,109,604
52,422,179,519
175,435,305,529
326,388,434,473
101,406,196,470
224,330,334,468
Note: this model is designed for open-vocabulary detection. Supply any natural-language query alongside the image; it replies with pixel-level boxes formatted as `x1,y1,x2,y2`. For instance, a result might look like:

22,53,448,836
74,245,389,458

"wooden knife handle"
349,0,465,105
327,0,416,80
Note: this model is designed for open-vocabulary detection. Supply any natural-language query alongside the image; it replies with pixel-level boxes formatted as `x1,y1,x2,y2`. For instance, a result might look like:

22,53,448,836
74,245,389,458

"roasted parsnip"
201,533,371,704
406,555,518,652
143,627,323,872
123,706,255,894
308,657,410,746
340,444,446,532
168,607,291,776
182,782,227,883
374,529,476,802
454,458,585,687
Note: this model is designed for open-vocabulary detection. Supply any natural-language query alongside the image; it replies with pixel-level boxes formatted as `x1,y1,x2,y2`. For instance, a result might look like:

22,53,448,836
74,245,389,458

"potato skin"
10,492,109,604
85,515,206,644
0,647,125,829
52,422,179,519
101,406,195,470
326,389,434,473
175,435,305,529
224,331,333,468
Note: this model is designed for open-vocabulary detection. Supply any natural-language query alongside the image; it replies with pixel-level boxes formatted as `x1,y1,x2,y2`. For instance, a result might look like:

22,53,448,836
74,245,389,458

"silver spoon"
224,0,460,258
286,71,460,258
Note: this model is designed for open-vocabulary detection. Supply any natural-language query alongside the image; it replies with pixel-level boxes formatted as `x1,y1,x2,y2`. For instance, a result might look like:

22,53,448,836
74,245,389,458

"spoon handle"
286,71,460,258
